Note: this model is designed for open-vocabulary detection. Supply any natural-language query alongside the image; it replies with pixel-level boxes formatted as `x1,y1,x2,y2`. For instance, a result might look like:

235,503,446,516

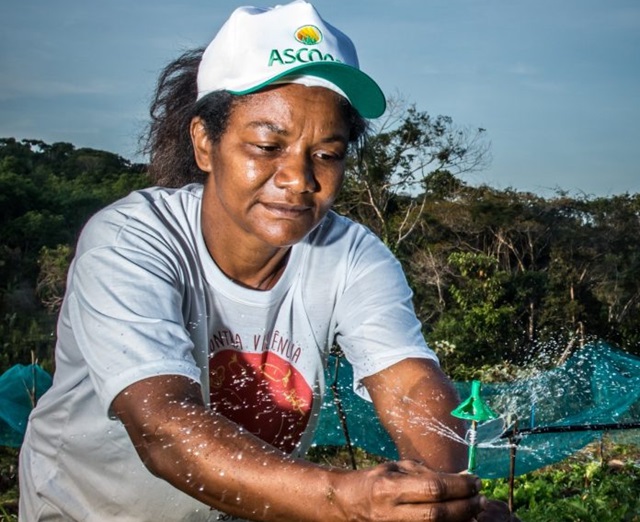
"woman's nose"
273,153,318,193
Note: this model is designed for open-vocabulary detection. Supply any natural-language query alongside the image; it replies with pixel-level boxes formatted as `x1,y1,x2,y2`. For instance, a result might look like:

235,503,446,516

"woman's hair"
140,48,369,187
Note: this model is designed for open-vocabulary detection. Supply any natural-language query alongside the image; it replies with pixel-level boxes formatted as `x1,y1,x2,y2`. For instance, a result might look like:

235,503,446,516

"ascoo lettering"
268,47,340,67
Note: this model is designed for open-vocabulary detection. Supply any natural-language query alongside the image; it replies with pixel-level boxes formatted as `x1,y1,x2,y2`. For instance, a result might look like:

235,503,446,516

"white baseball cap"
196,0,386,118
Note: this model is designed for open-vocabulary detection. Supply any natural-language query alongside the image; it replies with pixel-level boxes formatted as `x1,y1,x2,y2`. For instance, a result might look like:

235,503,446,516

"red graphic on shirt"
209,349,313,453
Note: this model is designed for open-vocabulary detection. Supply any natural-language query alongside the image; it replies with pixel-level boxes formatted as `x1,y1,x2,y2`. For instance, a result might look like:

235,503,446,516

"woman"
20,2,514,520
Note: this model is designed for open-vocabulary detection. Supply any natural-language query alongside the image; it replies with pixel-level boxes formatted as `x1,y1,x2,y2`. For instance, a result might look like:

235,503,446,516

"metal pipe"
502,421,640,440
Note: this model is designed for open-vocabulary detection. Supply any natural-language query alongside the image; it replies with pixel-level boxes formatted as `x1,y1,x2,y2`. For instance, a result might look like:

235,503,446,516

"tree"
427,251,519,370
37,245,74,314
336,98,491,254
0,138,151,372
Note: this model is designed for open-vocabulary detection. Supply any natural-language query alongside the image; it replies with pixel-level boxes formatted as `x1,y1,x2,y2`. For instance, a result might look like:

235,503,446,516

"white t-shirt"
20,184,437,521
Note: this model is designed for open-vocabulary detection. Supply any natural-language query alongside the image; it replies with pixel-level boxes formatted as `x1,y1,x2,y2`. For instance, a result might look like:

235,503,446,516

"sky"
1,0,639,197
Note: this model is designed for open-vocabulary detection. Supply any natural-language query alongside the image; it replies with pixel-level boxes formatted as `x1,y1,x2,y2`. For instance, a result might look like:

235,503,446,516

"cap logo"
295,25,323,45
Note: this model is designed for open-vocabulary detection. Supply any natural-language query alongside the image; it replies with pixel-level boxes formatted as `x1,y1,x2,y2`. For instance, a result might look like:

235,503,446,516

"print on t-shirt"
208,332,313,453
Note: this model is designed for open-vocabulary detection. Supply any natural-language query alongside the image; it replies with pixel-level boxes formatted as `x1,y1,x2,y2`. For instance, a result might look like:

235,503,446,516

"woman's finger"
378,462,482,504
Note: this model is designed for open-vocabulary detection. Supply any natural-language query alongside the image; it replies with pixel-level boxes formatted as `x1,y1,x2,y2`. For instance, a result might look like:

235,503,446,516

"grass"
485,440,640,521
0,447,19,521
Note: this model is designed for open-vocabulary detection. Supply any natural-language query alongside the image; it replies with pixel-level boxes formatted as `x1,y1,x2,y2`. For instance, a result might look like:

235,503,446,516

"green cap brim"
228,62,386,119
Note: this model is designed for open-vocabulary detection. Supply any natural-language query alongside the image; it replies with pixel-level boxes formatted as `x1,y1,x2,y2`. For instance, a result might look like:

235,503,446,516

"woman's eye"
255,144,280,153
316,151,345,161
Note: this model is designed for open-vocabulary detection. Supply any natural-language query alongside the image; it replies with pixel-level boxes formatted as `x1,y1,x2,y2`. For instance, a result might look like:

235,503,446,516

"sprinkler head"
451,380,498,474
451,380,498,422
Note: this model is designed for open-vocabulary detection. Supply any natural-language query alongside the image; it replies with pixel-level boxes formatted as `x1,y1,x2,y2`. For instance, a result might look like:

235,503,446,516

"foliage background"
3,114,640,378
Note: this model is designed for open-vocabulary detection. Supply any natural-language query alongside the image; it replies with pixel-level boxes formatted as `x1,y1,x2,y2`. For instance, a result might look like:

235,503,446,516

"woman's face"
194,83,351,252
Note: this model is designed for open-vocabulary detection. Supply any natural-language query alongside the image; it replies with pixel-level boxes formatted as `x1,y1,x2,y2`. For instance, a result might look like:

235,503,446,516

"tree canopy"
1,122,639,378
0,138,149,371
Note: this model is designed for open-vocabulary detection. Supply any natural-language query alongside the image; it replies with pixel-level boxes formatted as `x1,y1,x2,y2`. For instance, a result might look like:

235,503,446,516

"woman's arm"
112,374,484,522
362,357,468,472
363,358,520,521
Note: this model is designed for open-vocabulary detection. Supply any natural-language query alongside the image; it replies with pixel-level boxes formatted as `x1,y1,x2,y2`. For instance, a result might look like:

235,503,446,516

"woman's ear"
190,117,214,174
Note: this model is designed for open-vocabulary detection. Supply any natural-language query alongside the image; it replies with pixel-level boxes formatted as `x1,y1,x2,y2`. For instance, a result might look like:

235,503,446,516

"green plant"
0,447,19,520
484,448,640,521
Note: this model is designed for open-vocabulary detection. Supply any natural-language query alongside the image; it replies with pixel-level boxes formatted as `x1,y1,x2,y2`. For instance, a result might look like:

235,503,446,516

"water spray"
451,380,498,473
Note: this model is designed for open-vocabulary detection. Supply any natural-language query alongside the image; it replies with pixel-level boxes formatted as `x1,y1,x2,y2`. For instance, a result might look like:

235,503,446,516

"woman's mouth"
261,202,312,218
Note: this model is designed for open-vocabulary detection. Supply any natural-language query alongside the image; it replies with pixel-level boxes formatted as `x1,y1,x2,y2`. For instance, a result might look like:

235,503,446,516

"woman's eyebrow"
247,120,288,135
246,120,349,144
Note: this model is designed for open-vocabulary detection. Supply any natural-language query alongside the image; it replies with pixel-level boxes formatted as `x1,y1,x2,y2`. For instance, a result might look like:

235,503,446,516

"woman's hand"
332,459,485,521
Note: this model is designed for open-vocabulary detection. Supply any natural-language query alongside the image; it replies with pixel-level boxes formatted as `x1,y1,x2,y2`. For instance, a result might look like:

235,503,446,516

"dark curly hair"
140,48,368,187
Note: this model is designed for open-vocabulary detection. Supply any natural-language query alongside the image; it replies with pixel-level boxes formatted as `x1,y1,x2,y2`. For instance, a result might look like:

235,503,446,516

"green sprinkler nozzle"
451,380,498,473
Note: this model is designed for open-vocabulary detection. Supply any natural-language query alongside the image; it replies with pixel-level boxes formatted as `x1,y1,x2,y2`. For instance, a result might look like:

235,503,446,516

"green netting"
4,344,640,476
0,364,52,447
312,342,640,478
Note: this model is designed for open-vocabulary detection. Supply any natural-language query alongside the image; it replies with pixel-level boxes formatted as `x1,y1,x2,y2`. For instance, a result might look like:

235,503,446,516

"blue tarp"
0,363,52,447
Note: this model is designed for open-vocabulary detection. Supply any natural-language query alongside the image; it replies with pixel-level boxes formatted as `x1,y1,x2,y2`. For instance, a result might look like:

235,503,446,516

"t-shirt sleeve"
332,231,438,401
67,242,202,418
